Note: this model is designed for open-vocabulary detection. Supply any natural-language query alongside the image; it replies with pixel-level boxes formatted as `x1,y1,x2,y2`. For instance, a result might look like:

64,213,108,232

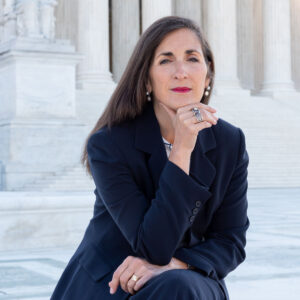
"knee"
159,270,199,297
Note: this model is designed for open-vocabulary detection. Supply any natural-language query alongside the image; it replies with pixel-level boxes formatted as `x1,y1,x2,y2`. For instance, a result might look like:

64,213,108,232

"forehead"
155,28,202,54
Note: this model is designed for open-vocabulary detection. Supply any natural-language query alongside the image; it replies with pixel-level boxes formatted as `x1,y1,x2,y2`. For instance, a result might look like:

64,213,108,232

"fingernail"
110,288,113,294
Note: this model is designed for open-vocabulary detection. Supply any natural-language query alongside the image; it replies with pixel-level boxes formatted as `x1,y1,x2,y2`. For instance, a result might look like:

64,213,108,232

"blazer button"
189,216,195,223
192,208,199,215
195,201,201,207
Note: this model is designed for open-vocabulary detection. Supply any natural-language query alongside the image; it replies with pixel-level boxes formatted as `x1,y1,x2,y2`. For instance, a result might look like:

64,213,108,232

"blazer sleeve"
173,128,250,280
87,130,212,266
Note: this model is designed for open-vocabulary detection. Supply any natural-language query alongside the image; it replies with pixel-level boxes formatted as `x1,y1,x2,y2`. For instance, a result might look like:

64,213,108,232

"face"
147,28,210,111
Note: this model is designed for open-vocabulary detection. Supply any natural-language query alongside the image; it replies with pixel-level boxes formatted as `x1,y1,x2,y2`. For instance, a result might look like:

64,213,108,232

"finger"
177,110,194,121
126,263,147,294
182,106,219,122
198,103,217,113
127,271,143,294
120,269,135,293
179,102,217,114
178,110,217,124
192,121,213,132
196,110,218,125
181,111,217,126
133,274,152,292
127,276,139,295
109,261,129,294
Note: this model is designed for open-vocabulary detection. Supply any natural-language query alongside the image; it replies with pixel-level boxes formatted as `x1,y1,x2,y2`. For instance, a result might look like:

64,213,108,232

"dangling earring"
204,85,211,97
146,91,152,102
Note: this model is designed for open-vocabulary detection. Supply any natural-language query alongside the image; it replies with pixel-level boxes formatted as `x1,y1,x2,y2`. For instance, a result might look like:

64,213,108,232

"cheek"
151,70,169,90
193,64,208,77
192,67,208,85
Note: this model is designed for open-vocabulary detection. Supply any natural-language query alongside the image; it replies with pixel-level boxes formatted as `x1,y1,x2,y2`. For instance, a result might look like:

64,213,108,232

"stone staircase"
211,94,300,188
16,94,300,191
21,165,95,192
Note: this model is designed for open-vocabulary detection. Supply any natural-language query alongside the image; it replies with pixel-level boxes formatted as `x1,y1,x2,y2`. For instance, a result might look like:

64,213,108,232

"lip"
171,87,191,93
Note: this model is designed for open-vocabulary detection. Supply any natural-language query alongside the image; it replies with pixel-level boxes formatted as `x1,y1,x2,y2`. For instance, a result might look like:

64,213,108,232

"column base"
259,81,299,99
76,72,116,93
258,89,299,100
213,87,251,97
258,90,300,100
212,79,251,96
76,89,115,127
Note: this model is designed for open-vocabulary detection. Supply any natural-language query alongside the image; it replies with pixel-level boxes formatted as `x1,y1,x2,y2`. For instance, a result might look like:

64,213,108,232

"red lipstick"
171,87,191,93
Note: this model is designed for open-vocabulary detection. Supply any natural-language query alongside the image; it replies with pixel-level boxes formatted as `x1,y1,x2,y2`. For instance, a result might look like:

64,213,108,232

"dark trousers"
129,269,226,300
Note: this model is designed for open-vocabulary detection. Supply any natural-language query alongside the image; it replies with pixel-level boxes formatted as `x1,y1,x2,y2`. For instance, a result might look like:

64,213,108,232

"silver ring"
192,107,203,122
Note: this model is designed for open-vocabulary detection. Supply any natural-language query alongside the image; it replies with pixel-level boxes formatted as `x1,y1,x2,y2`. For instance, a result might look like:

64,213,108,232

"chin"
176,99,199,108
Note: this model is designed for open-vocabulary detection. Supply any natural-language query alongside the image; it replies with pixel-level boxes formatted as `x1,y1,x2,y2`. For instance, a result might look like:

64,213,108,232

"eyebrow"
157,49,201,58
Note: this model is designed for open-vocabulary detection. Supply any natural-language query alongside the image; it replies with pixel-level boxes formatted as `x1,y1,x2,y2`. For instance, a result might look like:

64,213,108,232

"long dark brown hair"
82,16,215,175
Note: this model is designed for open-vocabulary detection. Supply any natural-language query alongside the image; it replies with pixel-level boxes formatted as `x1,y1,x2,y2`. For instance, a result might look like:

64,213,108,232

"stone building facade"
0,0,300,191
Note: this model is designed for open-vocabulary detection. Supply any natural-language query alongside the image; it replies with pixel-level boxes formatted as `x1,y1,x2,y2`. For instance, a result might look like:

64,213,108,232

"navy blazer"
51,101,249,300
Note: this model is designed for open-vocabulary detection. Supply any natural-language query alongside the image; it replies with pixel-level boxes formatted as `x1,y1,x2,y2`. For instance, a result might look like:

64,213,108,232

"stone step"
21,165,95,191
23,179,94,187
23,182,94,189
23,181,95,189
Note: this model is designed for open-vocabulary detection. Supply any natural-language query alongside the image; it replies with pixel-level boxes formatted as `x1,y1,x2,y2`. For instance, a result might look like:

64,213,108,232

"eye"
188,57,199,62
159,59,170,65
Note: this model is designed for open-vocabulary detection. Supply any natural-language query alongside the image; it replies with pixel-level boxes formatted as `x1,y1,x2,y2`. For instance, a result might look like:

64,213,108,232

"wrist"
171,145,192,157
168,148,192,175
187,263,195,270
169,257,189,270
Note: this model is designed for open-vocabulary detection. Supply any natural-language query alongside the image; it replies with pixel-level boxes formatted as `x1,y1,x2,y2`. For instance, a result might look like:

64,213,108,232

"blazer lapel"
135,102,216,191
189,127,216,189
135,102,168,191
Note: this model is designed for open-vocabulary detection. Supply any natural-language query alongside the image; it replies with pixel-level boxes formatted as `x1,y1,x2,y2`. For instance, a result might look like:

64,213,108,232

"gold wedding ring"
130,274,139,282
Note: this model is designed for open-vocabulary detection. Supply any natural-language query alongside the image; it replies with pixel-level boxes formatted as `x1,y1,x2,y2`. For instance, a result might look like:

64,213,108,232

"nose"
173,61,188,80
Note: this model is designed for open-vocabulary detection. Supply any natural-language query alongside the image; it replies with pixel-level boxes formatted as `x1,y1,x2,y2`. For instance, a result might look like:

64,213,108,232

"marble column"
40,0,57,40
203,0,248,95
260,0,297,98
16,0,41,38
77,0,113,90
112,0,140,82
142,0,172,32
252,0,264,94
237,0,255,91
291,0,300,91
3,0,17,42
173,0,202,27
54,0,78,47
0,0,4,43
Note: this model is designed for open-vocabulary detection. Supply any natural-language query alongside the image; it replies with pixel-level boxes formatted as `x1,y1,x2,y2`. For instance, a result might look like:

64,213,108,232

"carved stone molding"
2,0,17,41
15,0,57,39
40,0,57,40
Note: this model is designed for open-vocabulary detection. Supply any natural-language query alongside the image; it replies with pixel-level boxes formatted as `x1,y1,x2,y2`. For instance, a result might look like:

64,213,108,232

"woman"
51,16,249,300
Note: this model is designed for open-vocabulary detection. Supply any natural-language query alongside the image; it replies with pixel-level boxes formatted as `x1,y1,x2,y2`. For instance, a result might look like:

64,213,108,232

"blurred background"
0,0,299,299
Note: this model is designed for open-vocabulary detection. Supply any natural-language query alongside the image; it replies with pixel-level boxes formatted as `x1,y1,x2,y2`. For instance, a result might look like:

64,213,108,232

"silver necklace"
162,137,173,150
